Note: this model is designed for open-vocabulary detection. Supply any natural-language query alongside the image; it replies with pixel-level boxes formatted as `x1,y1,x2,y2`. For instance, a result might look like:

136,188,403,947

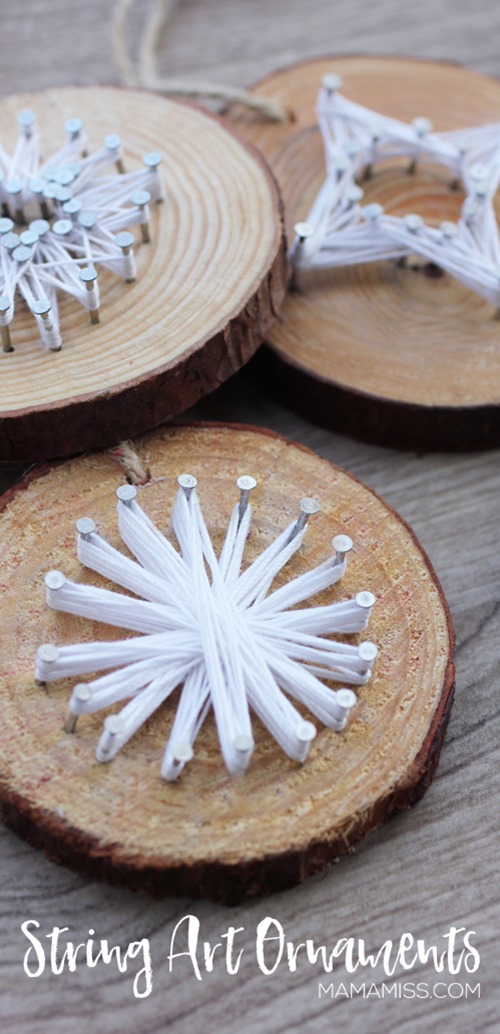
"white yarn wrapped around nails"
35,476,377,780
291,75,500,311
0,109,162,351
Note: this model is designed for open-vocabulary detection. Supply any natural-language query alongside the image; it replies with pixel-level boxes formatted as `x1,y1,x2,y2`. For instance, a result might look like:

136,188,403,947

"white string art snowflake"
292,74,500,311
35,474,378,780
0,107,164,352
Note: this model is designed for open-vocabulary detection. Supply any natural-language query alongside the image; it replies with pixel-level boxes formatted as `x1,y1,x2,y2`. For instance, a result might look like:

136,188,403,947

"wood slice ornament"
230,56,500,450
0,87,286,462
0,424,454,903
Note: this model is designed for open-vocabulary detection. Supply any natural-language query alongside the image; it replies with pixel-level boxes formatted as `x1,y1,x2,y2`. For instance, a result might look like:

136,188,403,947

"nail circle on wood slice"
229,56,500,450
0,87,286,462
0,423,455,903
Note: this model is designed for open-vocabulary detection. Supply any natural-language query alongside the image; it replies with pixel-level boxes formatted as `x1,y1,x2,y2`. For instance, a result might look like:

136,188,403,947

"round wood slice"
230,56,500,450
0,88,286,462
0,423,454,902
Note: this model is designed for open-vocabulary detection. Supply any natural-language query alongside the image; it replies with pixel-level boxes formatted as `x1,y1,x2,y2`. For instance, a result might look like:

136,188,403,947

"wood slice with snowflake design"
0,424,454,902
230,56,500,450
0,87,286,462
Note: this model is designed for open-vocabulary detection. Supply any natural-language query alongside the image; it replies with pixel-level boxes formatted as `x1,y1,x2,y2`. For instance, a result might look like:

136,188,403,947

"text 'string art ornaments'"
292,73,500,313
35,474,377,780
0,108,164,352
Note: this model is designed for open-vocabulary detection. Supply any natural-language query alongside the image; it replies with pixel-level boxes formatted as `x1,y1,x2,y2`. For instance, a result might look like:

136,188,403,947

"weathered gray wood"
1,2,499,1032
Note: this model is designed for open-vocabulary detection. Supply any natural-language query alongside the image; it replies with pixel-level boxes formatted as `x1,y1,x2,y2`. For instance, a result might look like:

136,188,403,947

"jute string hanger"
112,0,289,122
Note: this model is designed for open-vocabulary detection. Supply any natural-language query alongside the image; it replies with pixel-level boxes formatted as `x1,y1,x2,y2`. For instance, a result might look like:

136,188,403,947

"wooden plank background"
0,1,499,1031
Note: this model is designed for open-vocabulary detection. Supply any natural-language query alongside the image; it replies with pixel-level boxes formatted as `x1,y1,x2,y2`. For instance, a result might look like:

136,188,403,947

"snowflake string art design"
292,74,500,312
35,474,378,780
0,107,164,352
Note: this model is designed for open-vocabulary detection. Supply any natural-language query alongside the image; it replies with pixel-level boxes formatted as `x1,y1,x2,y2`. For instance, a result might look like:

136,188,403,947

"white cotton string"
36,631,199,682
0,110,162,350
237,631,317,763
116,491,191,615
293,76,500,312
73,657,175,711
161,666,210,780
262,592,376,636
232,520,306,608
37,475,377,778
44,571,191,635
252,623,376,682
174,484,254,775
218,503,252,584
251,553,346,616
77,523,185,607
264,647,356,730
162,487,254,779
96,663,196,761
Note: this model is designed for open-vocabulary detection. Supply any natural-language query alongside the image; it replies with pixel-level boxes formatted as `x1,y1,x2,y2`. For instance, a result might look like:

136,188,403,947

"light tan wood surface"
0,2,499,1033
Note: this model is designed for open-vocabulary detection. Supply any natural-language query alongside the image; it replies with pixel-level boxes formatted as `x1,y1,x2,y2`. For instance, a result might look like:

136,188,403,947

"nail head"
32,299,52,316
104,715,126,735
30,219,50,237
297,720,317,743
37,643,59,663
65,117,83,135
44,570,66,590
79,210,98,230
359,642,378,662
332,534,353,555
173,742,194,763
177,473,197,490
143,151,162,169
131,189,151,207
105,133,121,151
321,73,343,93
74,683,93,703
294,221,314,240
52,219,73,237
76,517,96,536
300,497,320,516
116,484,137,502
233,734,254,753
13,245,33,263
79,267,98,284
404,213,424,232
363,203,384,221
114,231,135,250
337,688,357,709
236,475,257,492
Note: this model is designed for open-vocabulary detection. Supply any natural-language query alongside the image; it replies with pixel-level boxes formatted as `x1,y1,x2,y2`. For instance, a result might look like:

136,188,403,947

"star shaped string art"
292,74,500,313
0,108,163,352
35,474,378,780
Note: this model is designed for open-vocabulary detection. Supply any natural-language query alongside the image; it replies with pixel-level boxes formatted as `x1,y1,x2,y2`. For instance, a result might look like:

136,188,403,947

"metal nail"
131,189,152,243
0,295,13,352
64,683,93,734
177,473,197,498
79,267,100,325
114,230,136,282
76,517,96,540
332,534,353,565
236,474,257,522
116,484,138,504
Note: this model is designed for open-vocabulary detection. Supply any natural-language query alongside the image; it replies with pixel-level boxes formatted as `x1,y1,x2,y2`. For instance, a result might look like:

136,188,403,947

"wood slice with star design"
0,87,286,462
230,56,500,450
0,423,454,902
